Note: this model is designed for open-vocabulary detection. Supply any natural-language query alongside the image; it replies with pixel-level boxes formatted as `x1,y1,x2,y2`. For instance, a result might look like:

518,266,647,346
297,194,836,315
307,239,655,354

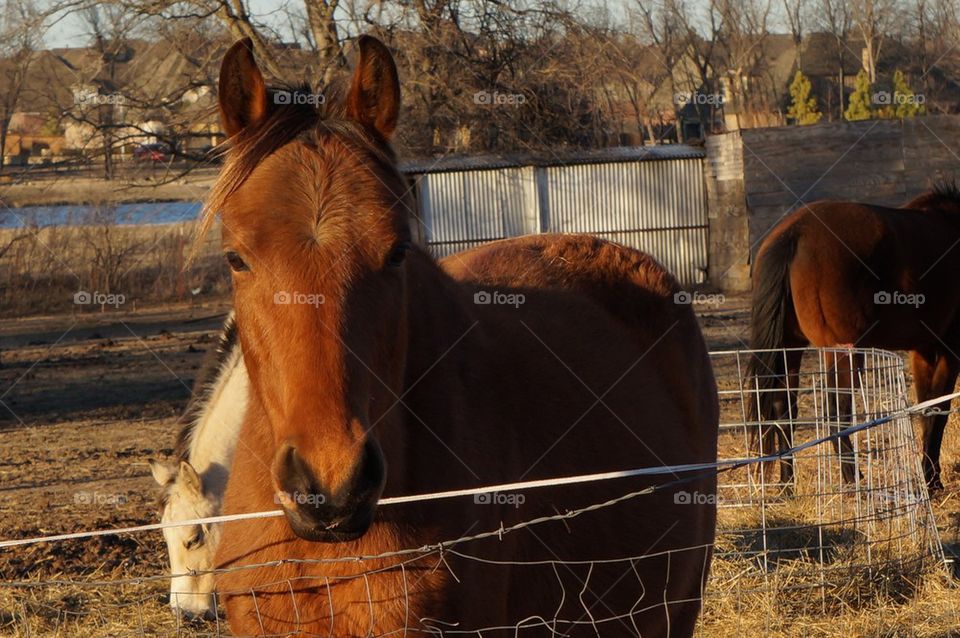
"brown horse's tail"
747,229,799,423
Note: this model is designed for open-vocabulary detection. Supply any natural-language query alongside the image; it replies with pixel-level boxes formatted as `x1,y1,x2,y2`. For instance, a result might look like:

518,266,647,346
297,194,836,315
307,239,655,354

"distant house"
0,35,340,167
3,38,229,165
717,34,797,131
714,32,958,128
795,32,864,119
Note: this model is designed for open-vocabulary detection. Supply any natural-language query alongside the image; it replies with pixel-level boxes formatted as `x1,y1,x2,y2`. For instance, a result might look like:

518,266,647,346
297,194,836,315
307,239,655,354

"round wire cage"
700,347,945,632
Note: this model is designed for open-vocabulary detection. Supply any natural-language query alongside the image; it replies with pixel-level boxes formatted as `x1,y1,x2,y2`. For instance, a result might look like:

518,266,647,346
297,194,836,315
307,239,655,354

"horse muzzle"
272,438,386,543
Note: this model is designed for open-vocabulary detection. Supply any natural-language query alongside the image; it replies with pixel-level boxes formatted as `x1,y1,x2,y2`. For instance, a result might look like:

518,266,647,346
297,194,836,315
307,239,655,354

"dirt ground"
1,293,959,635
0,302,231,582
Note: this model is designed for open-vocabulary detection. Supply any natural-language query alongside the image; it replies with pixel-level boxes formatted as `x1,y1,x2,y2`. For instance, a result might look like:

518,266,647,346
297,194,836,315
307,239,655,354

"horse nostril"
272,443,323,503
176,607,198,622
270,439,386,542
173,601,217,624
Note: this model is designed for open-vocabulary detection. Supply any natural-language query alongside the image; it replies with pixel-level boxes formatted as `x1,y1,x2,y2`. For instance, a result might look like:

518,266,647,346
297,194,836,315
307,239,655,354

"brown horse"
748,185,960,490
206,36,718,637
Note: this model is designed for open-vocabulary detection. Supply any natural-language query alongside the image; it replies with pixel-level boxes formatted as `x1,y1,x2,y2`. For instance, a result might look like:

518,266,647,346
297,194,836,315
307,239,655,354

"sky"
38,0,796,50
39,0,634,49
41,0,291,48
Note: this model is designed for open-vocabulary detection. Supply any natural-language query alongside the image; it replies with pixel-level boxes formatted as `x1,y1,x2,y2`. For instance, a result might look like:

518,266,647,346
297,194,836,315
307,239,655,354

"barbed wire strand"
1,389,957,552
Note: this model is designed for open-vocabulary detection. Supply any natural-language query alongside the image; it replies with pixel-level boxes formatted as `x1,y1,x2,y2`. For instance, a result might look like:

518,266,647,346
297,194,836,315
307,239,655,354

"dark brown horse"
748,185,960,489
205,37,719,636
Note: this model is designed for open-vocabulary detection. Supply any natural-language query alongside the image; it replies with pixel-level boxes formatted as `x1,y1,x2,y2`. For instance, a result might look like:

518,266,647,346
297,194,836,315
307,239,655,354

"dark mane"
174,312,239,461
934,180,960,205
158,313,239,509
193,82,398,255
904,180,960,213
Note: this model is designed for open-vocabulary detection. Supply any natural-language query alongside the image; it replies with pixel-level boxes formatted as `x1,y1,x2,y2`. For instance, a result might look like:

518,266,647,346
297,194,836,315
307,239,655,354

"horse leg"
749,416,781,486
749,401,782,486
911,349,959,491
750,349,803,489
776,349,804,485
824,351,859,484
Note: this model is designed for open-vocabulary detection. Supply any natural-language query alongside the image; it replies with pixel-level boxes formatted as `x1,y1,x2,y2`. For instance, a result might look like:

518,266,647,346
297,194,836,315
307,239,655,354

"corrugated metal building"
400,145,709,285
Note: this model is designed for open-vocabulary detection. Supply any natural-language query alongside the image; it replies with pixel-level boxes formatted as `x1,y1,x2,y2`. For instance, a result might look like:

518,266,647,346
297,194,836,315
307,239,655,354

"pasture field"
0,222,225,317
1,296,959,636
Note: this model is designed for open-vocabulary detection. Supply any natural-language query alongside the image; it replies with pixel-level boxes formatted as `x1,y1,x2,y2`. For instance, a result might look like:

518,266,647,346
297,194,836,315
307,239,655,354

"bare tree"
782,0,806,68
0,0,41,173
818,0,853,118
714,0,774,129
633,0,686,141
908,0,959,107
304,0,346,83
662,0,724,134
850,0,901,82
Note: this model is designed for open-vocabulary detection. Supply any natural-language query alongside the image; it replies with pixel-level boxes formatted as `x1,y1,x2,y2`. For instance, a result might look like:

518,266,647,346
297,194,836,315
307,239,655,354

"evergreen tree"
786,71,822,125
845,70,873,121
892,69,924,118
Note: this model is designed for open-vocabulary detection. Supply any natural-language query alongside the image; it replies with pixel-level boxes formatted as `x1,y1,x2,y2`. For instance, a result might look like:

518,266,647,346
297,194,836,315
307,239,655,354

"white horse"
149,313,248,620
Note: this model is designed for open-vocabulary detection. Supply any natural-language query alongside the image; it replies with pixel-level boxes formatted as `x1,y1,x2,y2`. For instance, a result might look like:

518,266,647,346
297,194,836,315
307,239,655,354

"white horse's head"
150,459,220,621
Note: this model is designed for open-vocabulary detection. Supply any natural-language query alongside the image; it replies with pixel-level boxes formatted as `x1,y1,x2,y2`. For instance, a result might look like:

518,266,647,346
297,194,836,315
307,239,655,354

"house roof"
800,32,864,77
401,144,705,174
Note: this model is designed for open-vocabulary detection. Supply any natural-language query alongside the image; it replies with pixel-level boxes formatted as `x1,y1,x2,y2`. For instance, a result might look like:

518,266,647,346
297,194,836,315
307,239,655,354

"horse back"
442,231,717,448
759,202,960,348
436,234,719,635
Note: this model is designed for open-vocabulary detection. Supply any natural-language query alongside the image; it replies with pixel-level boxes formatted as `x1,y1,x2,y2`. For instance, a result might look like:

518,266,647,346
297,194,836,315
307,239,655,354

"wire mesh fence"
2,489,715,638
0,347,951,637
700,347,947,635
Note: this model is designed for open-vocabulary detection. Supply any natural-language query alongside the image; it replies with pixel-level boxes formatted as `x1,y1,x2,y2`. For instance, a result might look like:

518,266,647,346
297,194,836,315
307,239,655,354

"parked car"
133,143,170,162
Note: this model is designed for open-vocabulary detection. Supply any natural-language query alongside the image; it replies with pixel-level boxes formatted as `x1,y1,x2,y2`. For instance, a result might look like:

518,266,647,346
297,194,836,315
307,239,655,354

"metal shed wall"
539,158,708,284
416,166,539,258
412,156,708,284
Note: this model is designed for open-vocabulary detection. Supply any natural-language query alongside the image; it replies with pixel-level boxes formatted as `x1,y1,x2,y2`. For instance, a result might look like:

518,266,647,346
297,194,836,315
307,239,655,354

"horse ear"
345,35,400,140
178,461,203,495
219,38,268,138
149,459,176,486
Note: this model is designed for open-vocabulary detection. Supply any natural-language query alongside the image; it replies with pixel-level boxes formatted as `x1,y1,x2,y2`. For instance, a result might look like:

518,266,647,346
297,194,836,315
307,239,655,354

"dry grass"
697,351,960,636
0,576,181,638
0,219,227,317
700,571,960,637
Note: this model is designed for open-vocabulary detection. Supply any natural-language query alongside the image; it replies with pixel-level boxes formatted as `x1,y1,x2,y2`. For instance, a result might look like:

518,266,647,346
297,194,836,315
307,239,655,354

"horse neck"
187,345,249,493
403,249,478,353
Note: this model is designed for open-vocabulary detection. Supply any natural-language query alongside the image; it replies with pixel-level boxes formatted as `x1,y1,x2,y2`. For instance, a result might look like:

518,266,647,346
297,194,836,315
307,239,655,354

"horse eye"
225,251,248,272
184,530,204,550
388,242,411,267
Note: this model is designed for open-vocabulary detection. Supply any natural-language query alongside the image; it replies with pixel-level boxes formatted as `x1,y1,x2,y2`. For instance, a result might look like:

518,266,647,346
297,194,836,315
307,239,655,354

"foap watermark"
473,290,525,308
871,91,925,106
274,490,326,507
273,90,325,106
673,290,725,307
74,491,128,508
73,290,126,308
874,290,925,308
474,491,526,508
274,290,325,307
473,90,526,107
674,490,720,506
674,92,724,107
73,90,125,106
